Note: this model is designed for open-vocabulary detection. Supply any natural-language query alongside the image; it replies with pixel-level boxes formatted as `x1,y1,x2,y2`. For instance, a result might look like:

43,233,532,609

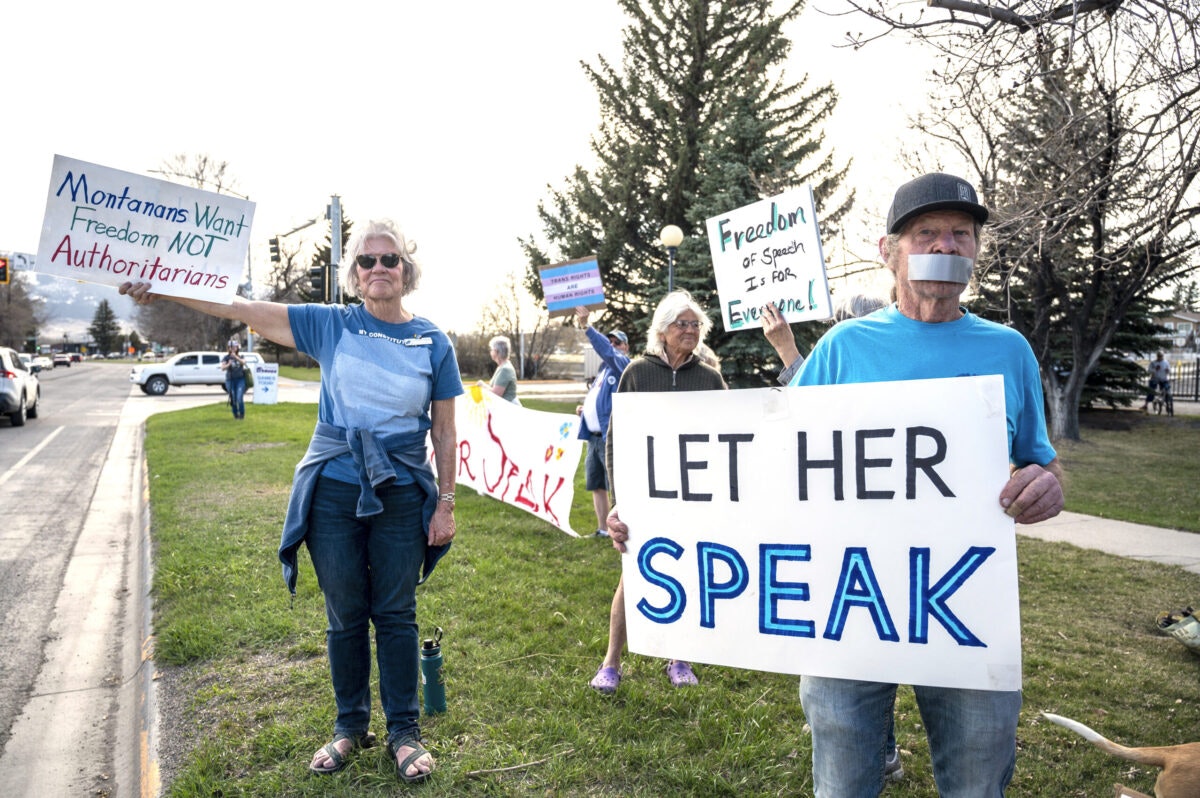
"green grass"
1056,409,1200,530
145,402,1200,797
279,364,320,381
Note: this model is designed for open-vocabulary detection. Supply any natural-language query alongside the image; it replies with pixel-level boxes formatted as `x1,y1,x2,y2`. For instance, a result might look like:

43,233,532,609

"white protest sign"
453,385,584,535
705,186,832,332
251,362,279,405
613,376,1021,691
35,154,254,303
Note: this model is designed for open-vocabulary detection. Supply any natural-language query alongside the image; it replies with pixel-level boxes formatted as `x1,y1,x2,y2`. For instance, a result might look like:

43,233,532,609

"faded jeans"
226,376,246,417
306,476,426,745
800,676,1020,797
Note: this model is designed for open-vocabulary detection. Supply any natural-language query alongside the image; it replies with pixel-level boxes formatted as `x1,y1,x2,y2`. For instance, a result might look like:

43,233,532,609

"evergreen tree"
1170,279,1199,313
523,0,851,384
87,299,123,355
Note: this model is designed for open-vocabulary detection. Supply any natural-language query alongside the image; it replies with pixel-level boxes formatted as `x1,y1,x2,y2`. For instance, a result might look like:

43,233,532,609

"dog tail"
1042,713,1168,768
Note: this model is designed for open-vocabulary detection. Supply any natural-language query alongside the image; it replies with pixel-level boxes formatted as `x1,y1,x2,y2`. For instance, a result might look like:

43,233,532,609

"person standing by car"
119,218,461,784
221,339,248,419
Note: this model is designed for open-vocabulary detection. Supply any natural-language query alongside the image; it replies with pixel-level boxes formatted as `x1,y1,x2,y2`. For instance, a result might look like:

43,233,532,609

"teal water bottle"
420,627,446,714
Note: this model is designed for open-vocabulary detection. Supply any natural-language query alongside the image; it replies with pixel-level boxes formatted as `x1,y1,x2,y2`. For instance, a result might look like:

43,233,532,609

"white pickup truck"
130,351,261,395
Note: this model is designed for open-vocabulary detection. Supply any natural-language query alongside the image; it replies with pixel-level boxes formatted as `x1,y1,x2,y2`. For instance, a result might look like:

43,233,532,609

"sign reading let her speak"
612,376,1023,691
704,185,832,332
35,154,255,303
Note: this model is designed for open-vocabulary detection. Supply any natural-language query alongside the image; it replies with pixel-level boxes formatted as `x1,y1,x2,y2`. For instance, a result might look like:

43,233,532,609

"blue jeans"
306,476,426,745
800,676,1020,797
226,376,246,417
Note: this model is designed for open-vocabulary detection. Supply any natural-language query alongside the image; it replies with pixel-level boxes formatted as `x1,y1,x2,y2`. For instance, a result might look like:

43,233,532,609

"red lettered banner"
453,385,584,535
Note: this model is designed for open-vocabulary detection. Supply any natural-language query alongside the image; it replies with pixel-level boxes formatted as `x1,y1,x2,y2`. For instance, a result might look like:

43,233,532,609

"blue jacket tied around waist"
278,421,450,594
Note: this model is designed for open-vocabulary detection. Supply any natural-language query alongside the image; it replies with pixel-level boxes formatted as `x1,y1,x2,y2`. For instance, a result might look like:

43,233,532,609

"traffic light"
268,237,281,263
309,265,326,302
0,256,8,285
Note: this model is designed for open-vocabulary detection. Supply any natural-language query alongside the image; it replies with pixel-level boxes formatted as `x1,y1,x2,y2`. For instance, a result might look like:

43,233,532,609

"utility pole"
328,195,342,305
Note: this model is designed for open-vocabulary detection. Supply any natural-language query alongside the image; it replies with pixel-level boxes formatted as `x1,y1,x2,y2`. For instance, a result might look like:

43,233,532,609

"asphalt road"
0,363,136,795
0,362,321,797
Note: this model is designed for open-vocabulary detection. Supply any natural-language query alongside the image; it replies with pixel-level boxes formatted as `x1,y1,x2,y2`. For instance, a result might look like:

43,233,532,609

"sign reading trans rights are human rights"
705,185,832,332
611,375,1023,692
35,155,255,304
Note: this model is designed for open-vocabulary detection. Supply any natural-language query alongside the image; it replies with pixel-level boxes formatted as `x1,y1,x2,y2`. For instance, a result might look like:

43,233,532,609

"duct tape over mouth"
907,254,974,284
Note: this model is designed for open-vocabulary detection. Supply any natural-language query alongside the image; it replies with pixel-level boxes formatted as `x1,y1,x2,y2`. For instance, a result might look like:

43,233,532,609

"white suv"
0,347,41,426
130,350,264,395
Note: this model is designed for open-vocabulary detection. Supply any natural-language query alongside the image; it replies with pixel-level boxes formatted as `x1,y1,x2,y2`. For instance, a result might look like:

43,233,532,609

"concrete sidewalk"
1020,510,1200,575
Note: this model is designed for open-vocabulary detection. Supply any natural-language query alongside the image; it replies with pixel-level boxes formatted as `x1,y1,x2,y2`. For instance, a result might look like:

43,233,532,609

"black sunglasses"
355,253,402,269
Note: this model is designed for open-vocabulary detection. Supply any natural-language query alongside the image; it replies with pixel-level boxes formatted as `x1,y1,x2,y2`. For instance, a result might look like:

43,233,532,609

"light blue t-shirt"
789,304,1056,468
289,303,464,483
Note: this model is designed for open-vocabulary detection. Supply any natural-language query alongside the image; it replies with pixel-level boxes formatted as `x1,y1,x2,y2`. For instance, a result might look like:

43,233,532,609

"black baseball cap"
886,173,989,234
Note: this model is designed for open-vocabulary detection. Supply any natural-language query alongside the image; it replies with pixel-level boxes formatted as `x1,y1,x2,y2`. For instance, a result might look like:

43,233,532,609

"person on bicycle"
1141,351,1172,411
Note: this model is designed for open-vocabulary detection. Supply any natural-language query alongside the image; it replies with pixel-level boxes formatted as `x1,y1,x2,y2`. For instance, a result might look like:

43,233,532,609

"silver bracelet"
438,492,456,504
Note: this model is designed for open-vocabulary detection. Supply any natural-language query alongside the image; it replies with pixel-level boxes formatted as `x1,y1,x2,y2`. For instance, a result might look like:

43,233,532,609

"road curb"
118,405,161,798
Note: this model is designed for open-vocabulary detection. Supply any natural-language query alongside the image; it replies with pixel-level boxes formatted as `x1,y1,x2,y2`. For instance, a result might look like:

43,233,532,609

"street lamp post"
660,224,684,293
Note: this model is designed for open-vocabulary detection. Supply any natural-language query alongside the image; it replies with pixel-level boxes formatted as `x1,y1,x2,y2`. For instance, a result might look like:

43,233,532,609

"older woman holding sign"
590,290,727,695
120,219,461,784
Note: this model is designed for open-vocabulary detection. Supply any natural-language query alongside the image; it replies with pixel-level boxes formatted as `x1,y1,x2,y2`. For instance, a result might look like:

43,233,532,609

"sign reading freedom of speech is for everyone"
452,385,585,535
35,154,255,304
612,375,1022,691
705,185,832,332
538,255,605,318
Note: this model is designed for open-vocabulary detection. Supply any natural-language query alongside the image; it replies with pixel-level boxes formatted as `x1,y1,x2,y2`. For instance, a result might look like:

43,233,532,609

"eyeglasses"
355,253,402,269
670,319,702,330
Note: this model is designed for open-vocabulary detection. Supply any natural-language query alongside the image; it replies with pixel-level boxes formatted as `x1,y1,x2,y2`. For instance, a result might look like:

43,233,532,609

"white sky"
1,1,934,333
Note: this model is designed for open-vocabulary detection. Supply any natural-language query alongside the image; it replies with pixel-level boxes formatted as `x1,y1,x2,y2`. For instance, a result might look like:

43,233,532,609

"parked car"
53,353,71,368
130,351,266,395
0,346,41,426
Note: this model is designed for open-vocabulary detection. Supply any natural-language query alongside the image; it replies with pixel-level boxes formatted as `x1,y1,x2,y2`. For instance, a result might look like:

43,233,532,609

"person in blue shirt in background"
574,305,631,538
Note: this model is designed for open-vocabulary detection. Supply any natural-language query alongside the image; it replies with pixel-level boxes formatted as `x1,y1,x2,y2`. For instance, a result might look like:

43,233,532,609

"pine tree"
1170,279,1199,313
87,299,123,355
523,0,851,384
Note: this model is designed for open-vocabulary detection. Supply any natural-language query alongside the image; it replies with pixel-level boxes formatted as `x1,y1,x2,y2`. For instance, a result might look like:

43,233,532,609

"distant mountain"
11,260,137,346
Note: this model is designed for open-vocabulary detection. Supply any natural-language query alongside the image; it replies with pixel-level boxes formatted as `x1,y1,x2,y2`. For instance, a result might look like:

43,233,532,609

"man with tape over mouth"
788,173,1064,797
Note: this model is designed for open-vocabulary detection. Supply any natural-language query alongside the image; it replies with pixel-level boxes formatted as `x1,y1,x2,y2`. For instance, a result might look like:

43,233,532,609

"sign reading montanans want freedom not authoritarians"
35,154,255,304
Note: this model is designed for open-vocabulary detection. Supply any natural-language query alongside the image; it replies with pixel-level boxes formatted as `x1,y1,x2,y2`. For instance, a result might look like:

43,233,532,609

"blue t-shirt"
789,304,1056,468
288,303,464,483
